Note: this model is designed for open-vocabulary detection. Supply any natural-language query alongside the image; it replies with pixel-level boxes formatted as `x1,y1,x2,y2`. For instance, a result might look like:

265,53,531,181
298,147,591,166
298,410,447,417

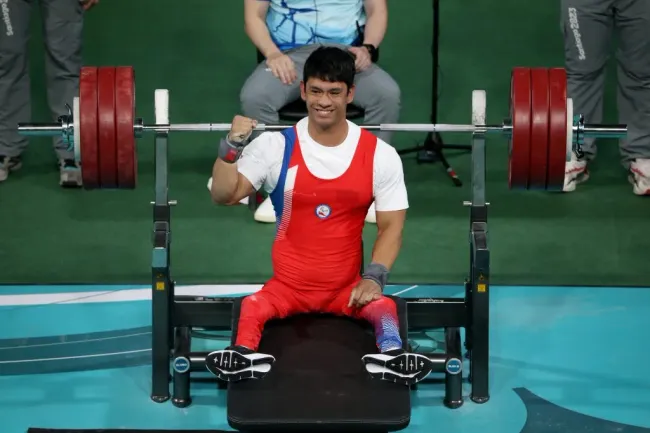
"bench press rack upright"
462,90,490,404
146,89,490,407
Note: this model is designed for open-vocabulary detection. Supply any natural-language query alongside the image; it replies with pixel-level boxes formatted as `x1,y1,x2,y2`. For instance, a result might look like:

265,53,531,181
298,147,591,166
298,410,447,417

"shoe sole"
59,180,83,188
60,178,83,188
364,364,432,385
362,352,434,385
209,365,272,382
205,350,275,382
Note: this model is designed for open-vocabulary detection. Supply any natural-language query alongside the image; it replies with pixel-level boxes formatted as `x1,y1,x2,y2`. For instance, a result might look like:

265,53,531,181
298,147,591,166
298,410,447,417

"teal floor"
0,284,649,433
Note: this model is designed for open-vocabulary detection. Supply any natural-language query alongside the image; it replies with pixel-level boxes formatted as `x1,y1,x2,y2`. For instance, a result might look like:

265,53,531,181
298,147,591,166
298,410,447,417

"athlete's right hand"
266,52,297,85
228,115,258,143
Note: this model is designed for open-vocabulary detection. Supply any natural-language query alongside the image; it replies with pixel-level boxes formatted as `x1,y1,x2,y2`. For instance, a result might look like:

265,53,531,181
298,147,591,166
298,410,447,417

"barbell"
17,65,627,191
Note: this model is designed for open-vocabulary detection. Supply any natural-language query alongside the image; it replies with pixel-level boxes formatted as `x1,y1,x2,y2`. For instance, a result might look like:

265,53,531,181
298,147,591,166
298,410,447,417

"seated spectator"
240,0,401,224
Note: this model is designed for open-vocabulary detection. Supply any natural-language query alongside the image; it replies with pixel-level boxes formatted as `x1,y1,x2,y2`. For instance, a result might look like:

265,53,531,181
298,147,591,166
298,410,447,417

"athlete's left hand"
348,279,382,308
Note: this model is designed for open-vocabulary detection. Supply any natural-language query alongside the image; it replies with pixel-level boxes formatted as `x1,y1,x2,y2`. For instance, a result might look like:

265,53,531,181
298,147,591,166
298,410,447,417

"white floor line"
0,284,421,307
0,331,151,351
391,285,419,296
0,348,151,364
0,284,263,307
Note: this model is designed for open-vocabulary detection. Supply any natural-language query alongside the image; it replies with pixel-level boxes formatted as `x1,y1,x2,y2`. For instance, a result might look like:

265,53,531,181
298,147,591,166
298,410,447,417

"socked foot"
362,349,434,386
205,345,275,382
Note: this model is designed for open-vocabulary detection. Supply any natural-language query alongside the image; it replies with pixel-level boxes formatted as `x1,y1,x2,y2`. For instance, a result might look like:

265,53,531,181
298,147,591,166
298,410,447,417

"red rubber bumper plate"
547,68,568,191
97,67,118,188
528,68,550,190
115,66,137,189
79,67,99,189
508,67,532,189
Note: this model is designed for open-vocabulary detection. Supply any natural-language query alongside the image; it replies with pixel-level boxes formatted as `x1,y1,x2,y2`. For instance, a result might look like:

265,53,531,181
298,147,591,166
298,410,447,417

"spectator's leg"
561,0,614,161
40,0,84,186
0,0,33,181
613,0,650,171
240,55,302,131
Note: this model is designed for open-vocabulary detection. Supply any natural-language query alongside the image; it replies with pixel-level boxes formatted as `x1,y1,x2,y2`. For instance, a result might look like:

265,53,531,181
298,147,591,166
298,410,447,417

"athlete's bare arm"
370,209,406,271
210,160,255,205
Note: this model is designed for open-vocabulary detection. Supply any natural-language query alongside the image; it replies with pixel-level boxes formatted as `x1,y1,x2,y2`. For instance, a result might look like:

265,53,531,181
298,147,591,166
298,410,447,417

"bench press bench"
165,295,466,432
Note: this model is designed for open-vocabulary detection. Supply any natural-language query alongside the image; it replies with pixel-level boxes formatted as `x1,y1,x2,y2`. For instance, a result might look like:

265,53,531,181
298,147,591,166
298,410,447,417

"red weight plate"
508,67,532,189
79,67,99,189
97,67,118,189
115,66,137,189
547,68,568,191
528,68,550,190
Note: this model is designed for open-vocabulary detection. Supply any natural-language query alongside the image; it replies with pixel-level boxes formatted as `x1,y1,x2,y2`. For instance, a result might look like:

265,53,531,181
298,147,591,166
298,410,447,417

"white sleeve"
236,132,278,191
373,140,409,212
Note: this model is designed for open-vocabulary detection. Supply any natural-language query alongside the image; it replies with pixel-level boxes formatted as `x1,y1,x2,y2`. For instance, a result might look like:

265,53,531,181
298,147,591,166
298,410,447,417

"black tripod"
398,0,469,187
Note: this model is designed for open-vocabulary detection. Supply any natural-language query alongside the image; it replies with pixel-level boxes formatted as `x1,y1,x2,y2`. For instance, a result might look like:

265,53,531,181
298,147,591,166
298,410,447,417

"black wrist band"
218,137,244,164
362,262,389,291
362,43,378,62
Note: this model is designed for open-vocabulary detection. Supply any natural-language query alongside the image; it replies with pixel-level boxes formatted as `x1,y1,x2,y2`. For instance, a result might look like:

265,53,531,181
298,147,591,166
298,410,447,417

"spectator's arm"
244,0,282,58
362,0,388,47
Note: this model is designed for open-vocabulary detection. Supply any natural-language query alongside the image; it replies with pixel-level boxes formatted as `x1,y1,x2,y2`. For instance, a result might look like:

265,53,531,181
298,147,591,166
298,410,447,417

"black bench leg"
172,327,192,408
443,327,464,409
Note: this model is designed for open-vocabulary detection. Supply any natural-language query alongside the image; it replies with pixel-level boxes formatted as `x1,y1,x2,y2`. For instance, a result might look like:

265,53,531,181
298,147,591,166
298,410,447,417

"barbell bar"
18,115,625,137
20,121,497,135
15,65,627,191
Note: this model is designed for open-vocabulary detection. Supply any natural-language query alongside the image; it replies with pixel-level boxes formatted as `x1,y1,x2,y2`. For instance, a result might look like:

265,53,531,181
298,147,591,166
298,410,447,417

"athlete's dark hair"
303,46,356,92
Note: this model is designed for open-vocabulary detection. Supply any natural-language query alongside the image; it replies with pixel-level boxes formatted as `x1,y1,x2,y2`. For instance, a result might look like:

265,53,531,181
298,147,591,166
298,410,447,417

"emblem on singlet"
315,204,331,219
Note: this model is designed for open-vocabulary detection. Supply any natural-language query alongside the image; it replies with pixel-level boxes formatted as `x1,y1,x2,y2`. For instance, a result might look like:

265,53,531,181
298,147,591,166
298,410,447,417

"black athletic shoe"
361,349,434,386
205,345,275,382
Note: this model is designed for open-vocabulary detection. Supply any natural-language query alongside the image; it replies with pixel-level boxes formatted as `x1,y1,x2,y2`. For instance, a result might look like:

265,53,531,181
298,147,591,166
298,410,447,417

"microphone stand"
397,0,469,186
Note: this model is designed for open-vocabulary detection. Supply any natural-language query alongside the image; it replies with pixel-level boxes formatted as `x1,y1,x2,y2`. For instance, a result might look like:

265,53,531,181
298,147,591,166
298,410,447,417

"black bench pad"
227,295,411,433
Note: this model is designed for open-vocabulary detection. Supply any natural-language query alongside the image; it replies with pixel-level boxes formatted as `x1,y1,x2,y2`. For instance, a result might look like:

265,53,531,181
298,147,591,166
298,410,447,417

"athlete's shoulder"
372,137,403,171
374,137,400,158
357,128,395,158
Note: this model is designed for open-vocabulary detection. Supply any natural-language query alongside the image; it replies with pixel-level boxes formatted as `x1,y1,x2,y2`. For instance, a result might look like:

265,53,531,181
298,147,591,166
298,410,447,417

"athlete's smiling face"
301,77,355,130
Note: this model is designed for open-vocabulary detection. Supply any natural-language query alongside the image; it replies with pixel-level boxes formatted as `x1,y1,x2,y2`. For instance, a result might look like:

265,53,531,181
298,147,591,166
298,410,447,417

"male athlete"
206,46,433,386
